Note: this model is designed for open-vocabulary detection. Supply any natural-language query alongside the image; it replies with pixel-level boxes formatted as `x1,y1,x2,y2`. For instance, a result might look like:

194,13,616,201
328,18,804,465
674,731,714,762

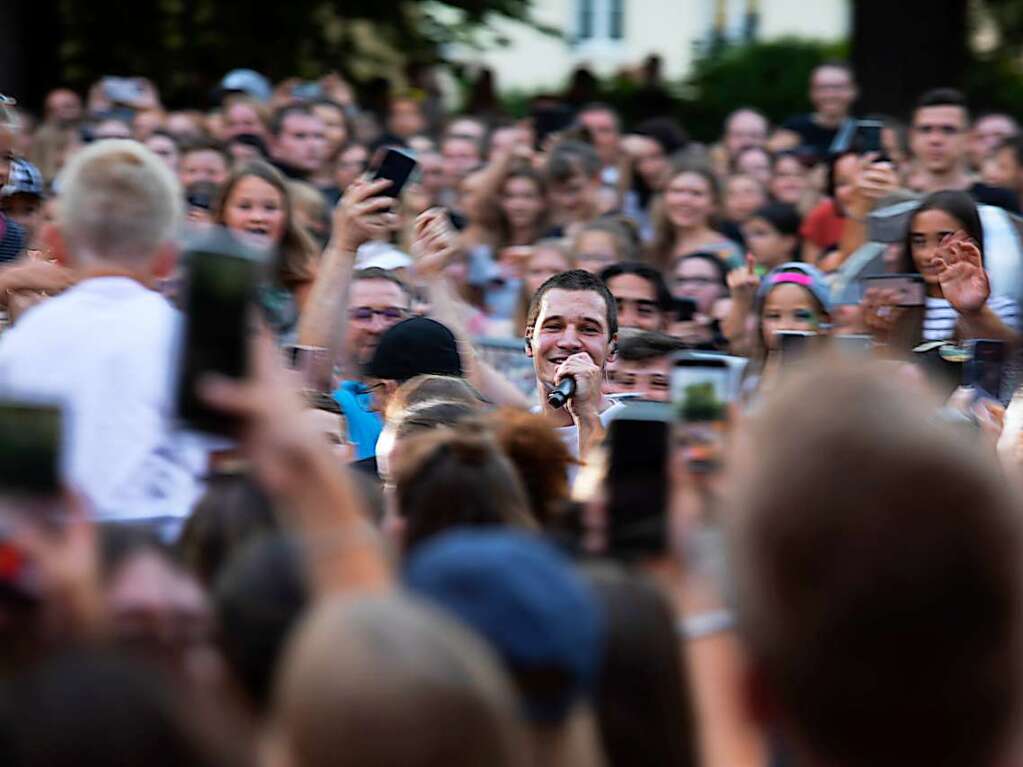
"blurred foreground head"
729,365,1023,767
272,594,525,767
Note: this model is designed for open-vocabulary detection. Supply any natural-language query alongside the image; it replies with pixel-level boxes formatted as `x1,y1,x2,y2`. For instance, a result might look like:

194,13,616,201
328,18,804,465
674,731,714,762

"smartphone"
963,339,1007,400
606,403,671,559
861,274,926,307
0,402,61,496
176,247,259,435
855,119,889,161
778,331,818,367
674,297,698,323
672,358,731,422
371,147,417,200
285,344,330,391
833,334,874,357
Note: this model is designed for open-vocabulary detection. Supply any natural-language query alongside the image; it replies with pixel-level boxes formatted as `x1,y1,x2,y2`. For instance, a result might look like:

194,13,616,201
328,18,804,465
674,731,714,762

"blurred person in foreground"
268,594,526,767
0,140,208,527
729,365,1023,767
406,529,606,767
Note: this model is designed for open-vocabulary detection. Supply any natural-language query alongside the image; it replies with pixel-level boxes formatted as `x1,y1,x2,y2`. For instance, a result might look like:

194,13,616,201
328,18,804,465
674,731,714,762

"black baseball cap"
364,317,462,383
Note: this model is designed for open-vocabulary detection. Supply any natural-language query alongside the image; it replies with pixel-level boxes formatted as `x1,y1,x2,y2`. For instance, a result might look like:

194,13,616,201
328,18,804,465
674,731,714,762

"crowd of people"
2,57,1023,767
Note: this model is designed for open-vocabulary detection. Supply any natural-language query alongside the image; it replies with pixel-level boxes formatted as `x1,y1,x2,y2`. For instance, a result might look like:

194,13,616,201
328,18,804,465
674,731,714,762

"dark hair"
146,129,180,148
352,266,414,303
306,390,343,415
616,331,687,362
899,190,984,273
180,137,230,167
546,139,602,183
393,428,537,554
671,251,729,288
226,132,269,159
177,472,279,588
600,261,674,312
0,650,236,767
525,268,619,340
269,104,316,136
914,87,970,123
633,117,688,155
998,134,1023,167
215,535,308,712
750,202,802,237
584,565,699,767
395,400,479,441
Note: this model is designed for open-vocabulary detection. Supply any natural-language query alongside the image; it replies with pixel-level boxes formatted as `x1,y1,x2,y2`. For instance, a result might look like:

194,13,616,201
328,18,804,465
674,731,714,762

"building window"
575,0,625,43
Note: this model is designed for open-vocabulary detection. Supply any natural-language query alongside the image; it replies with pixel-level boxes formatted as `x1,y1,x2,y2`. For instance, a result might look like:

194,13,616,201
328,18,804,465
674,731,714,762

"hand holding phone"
177,240,260,435
371,147,417,201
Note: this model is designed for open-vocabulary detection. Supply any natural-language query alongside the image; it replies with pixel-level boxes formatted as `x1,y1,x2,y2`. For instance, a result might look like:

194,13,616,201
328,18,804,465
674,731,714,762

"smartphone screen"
964,339,1006,399
856,119,884,155
606,404,670,558
0,402,61,496
861,274,926,307
672,359,731,422
371,147,417,199
833,334,874,357
177,249,257,435
674,297,698,323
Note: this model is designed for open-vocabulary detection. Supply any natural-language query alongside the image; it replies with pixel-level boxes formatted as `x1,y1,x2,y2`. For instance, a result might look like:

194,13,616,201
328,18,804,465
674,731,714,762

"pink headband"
771,273,813,288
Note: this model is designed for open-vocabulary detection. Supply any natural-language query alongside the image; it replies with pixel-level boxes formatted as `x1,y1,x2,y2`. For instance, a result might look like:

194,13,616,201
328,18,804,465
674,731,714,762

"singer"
524,270,625,462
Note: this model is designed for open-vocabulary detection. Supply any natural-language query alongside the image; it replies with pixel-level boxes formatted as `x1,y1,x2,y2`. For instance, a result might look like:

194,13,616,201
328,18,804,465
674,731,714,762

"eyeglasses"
349,307,407,322
675,276,718,286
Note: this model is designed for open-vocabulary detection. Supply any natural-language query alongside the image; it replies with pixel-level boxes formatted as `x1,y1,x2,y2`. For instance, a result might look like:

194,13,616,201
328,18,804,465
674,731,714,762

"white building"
445,0,850,91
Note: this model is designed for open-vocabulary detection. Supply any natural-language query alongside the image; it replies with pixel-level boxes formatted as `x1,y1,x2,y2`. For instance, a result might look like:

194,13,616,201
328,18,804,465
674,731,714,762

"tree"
0,0,539,110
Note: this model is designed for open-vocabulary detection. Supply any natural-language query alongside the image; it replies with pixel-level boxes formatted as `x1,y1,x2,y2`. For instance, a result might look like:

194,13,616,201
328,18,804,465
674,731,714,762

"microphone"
547,376,576,409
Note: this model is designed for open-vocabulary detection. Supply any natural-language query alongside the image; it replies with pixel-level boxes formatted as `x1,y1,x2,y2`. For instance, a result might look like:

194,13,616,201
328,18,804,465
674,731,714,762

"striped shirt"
0,215,24,263
923,295,1021,341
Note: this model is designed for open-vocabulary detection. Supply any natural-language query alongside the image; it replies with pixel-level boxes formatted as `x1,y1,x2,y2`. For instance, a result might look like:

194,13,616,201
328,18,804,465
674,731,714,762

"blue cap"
218,69,272,103
404,529,604,724
755,261,833,315
2,158,44,198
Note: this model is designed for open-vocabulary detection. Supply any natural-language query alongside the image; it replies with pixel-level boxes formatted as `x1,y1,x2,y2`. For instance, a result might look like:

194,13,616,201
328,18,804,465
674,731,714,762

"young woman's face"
633,136,669,188
223,175,287,249
672,257,725,314
664,171,715,229
525,247,571,295
735,149,772,186
770,155,808,205
910,208,964,286
500,176,544,231
742,216,795,270
761,283,821,351
724,176,766,222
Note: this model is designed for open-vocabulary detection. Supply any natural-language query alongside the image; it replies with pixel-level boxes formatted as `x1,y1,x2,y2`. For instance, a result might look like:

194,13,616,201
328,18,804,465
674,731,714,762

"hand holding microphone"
549,352,599,411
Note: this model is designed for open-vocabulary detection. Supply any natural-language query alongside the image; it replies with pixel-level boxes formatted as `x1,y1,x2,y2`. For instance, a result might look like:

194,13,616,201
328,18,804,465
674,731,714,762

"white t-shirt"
535,397,628,461
923,295,1020,341
0,277,208,524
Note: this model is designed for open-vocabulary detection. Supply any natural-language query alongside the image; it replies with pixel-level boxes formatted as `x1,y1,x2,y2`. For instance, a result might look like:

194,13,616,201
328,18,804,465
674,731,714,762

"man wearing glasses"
910,88,1020,213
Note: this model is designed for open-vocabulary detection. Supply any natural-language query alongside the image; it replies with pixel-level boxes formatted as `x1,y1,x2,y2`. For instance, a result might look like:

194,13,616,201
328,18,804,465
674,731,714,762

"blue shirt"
334,379,383,460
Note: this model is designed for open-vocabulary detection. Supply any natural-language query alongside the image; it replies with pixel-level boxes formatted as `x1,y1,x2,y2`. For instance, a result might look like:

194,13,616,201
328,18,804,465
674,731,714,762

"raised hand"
727,254,761,306
936,230,989,316
411,208,459,280
861,287,905,342
331,177,396,253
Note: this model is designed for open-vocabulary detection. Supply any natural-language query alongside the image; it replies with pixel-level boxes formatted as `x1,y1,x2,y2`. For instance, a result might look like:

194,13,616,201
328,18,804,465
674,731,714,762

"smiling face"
664,171,715,230
909,208,964,287
222,175,287,249
527,288,613,389
770,155,808,205
345,278,410,367
606,273,663,331
500,175,544,232
724,175,767,222
761,283,822,351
